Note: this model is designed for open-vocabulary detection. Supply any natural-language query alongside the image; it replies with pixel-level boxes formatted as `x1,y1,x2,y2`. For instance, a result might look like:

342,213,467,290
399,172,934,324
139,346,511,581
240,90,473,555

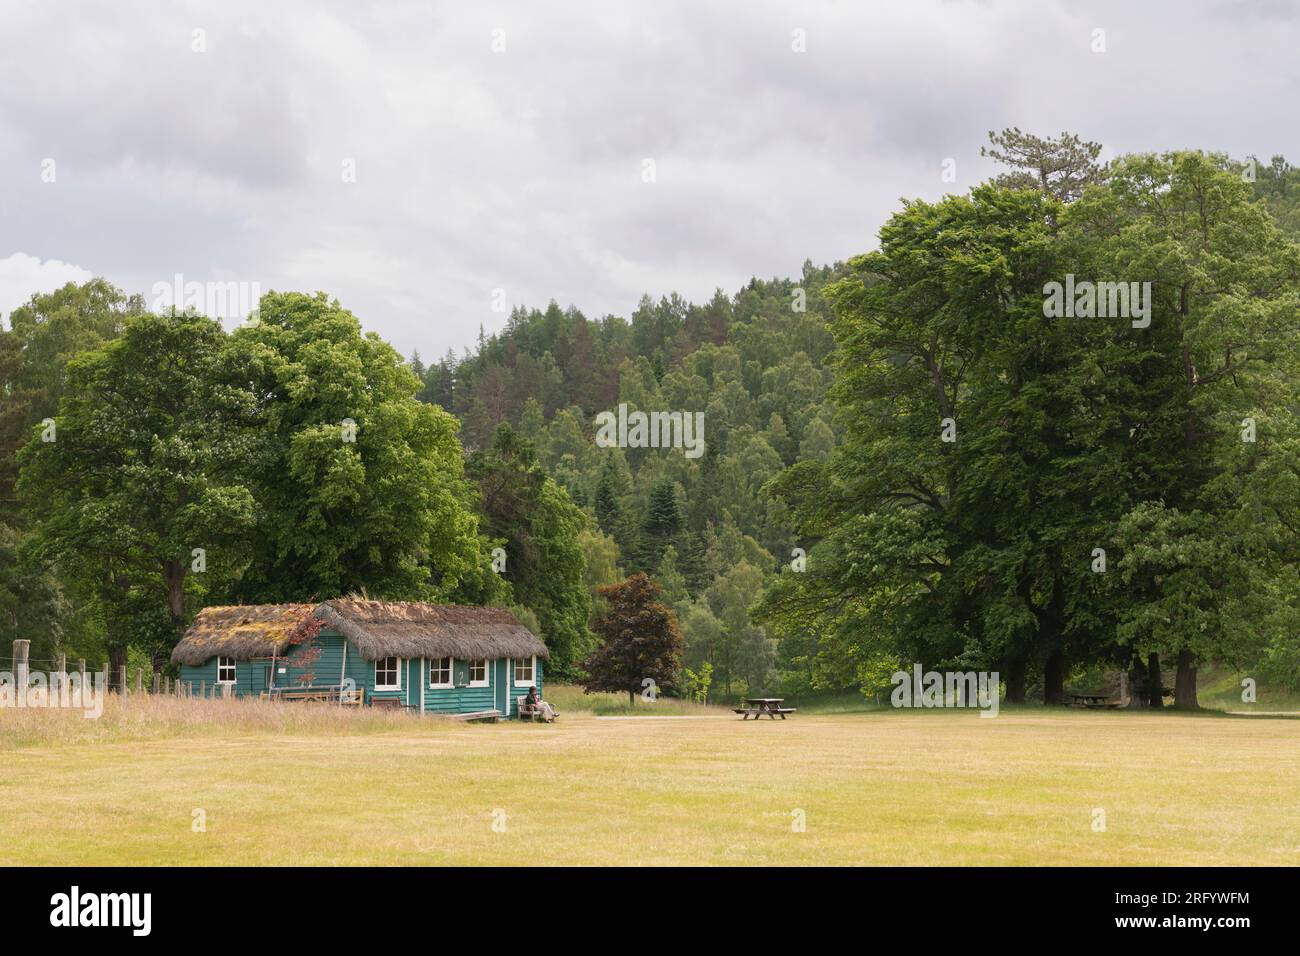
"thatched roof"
171,600,548,666
170,604,315,666
316,599,549,663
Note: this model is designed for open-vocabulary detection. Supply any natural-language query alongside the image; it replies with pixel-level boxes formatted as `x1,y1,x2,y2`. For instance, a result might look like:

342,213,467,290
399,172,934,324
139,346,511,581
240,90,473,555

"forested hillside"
411,267,839,692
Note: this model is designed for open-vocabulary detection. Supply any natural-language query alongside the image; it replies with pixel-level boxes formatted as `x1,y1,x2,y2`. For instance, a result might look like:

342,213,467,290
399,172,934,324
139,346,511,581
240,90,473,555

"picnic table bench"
733,697,797,720
260,686,365,706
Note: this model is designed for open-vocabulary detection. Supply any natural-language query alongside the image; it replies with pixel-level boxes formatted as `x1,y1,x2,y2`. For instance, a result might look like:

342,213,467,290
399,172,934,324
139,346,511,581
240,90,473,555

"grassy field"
2,690,1297,866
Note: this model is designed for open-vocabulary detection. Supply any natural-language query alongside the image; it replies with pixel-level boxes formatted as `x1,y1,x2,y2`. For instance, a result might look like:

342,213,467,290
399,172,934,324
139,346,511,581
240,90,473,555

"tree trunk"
628,689,635,708
1146,652,1163,708
1005,658,1026,704
163,559,186,625
108,645,129,694
1125,660,1146,709
1043,649,1065,705
1174,649,1198,709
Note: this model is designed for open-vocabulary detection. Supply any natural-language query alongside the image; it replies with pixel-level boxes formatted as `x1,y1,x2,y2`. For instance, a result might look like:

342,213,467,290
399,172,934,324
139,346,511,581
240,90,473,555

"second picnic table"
733,697,796,720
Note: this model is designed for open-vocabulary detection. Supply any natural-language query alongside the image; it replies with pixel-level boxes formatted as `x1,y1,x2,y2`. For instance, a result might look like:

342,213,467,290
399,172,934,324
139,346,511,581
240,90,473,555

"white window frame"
428,656,453,689
514,656,536,687
216,656,237,685
375,657,402,691
468,659,489,687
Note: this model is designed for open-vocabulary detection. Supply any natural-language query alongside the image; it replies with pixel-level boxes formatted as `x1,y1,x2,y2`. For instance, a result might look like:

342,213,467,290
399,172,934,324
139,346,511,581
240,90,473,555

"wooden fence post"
118,665,127,696
136,668,143,695
199,680,206,699
12,640,29,704
152,672,160,694
57,653,66,676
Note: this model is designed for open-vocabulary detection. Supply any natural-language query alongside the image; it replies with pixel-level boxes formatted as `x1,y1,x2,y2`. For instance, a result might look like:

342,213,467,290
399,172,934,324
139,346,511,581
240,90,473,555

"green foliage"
424,272,839,693
11,289,507,669
760,146,1300,708
229,292,501,605
0,279,142,523
681,660,713,704
640,477,683,567
18,311,259,662
981,127,1104,201
467,423,592,677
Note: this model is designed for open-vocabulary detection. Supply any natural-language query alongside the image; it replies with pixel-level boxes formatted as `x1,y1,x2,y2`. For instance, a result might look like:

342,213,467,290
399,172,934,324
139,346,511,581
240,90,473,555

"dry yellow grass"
1,696,1297,865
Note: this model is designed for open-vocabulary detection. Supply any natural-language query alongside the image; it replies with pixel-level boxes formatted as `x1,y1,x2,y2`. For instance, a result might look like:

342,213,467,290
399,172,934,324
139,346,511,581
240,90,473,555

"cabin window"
216,657,236,684
375,657,401,691
514,656,535,687
429,656,452,689
468,659,489,687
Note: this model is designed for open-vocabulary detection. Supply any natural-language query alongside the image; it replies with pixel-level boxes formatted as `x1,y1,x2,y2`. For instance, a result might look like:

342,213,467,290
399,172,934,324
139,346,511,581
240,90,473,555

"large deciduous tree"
227,291,502,605
18,311,258,675
761,147,1300,709
1070,152,1300,707
583,572,684,705
760,182,1102,703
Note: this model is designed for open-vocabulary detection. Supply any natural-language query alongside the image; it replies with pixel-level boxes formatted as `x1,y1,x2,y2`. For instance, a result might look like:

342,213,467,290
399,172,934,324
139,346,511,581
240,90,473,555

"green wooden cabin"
171,599,547,718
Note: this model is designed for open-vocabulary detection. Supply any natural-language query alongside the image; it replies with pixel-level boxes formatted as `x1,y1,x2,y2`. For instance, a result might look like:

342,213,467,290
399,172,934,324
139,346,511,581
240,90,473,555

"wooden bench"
452,710,502,723
516,695,557,722
370,697,406,710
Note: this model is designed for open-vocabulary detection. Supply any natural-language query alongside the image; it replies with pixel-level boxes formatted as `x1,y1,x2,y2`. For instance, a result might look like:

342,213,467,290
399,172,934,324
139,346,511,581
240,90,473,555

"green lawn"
1,693,1297,866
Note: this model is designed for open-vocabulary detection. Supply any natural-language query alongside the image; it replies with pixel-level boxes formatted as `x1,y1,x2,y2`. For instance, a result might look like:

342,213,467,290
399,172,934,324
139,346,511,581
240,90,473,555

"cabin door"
496,659,509,716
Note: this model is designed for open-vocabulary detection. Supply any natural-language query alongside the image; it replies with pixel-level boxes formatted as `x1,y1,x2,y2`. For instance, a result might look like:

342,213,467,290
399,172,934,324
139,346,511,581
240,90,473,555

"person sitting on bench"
525,685,557,722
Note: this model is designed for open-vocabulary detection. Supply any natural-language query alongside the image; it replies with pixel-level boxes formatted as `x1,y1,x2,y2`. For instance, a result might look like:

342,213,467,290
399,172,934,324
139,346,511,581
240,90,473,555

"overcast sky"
2,0,1298,358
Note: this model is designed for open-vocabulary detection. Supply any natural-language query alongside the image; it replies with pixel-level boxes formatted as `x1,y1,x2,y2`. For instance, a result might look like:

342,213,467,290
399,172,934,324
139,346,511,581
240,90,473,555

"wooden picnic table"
733,697,797,720
1070,692,1120,709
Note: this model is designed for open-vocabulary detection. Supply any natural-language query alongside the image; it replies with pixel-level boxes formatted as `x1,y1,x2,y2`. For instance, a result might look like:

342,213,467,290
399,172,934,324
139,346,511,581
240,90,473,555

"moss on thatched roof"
169,604,315,666
171,600,548,666
315,599,548,662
